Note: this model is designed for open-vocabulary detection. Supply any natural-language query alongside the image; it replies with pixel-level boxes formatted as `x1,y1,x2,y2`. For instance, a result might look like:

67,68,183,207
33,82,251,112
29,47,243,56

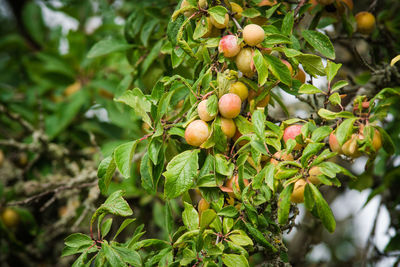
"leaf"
241,8,261,18
263,34,291,46
182,202,199,230
167,15,184,46
222,254,249,267
304,184,314,211
311,126,332,142
317,109,354,120
111,246,142,266
252,109,266,140
140,20,158,47
200,209,217,231
206,94,218,117
278,183,293,224
164,150,200,199
281,11,294,36
245,223,277,252
325,60,342,82
308,183,336,232
113,218,136,241
91,190,133,226
336,118,357,146
87,39,132,58
229,234,254,247
234,116,254,134
208,6,228,24
264,54,292,86
331,80,348,92
98,156,116,195
300,143,325,167
298,84,323,94
215,154,234,176
302,30,335,59
217,206,239,217
101,218,113,238
253,50,268,86
102,242,127,267
328,92,341,106
64,233,93,248
114,141,139,178
295,54,325,76
193,16,209,40
115,88,152,127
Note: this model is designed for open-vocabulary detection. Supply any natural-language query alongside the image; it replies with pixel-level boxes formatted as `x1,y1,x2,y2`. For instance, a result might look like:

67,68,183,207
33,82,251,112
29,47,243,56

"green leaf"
98,156,116,195
263,34,291,46
215,154,234,176
102,242,127,267
317,109,354,120
336,118,357,146
164,150,200,199
331,80,349,92
87,39,132,58
182,202,199,230
301,143,325,167
101,218,113,238
241,8,261,18
114,141,139,178
64,233,93,248
111,246,142,266
302,30,335,59
113,218,136,241
298,84,323,94
253,50,268,86
222,254,250,267
234,116,254,134
252,109,266,140
245,223,277,252
304,184,314,211
229,234,254,247
22,2,46,46
264,54,292,86
328,92,341,106
208,6,228,24
325,60,342,82
140,20,158,47
311,126,332,142
281,11,294,36
115,88,152,127
200,209,217,231
308,183,336,232
278,183,293,224
193,16,209,40
218,206,239,217
206,94,218,117
295,54,325,76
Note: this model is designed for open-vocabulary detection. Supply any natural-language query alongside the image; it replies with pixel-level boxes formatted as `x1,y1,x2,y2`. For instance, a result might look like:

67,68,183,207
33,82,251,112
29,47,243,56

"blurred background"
0,0,399,266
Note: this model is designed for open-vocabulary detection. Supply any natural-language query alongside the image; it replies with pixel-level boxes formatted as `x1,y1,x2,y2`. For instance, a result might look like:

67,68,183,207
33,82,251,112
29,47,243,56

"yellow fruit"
308,166,322,185
270,151,294,165
218,93,242,119
230,2,243,19
355,11,376,34
1,208,19,228
229,81,249,101
290,179,306,203
220,117,236,138
198,99,217,122
185,120,210,146
243,24,265,46
235,48,255,78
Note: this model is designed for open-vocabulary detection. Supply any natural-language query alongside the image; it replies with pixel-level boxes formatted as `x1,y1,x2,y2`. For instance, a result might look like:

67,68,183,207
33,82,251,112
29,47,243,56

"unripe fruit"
243,24,265,46
210,13,229,29
198,99,216,122
199,0,208,9
1,208,19,228
220,118,236,138
283,125,303,150
219,35,241,58
317,0,334,5
329,132,342,153
256,94,270,108
342,134,361,158
372,129,382,152
185,120,210,146
308,166,322,185
226,174,250,193
290,179,306,203
270,151,294,165
218,93,242,119
281,59,293,75
198,198,210,213
235,48,255,78
229,81,248,101
230,2,243,19
294,69,306,83
355,12,376,35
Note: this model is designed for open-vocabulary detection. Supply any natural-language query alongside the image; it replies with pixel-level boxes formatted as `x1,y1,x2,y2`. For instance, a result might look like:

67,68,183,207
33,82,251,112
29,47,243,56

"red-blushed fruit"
229,81,249,101
308,166,322,185
294,69,306,83
342,134,361,158
355,11,376,34
222,174,250,198
283,124,303,150
1,208,19,228
329,132,342,153
185,120,210,146
235,48,255,78
218,93,242,119
290,179,306,203
219,35,241,58
354,101,370,111
230,2,243,19
281,59,293,75
270,151,294,165
197,99,216,122
243,24,265,46
220,117,236,138
210,13,229,29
